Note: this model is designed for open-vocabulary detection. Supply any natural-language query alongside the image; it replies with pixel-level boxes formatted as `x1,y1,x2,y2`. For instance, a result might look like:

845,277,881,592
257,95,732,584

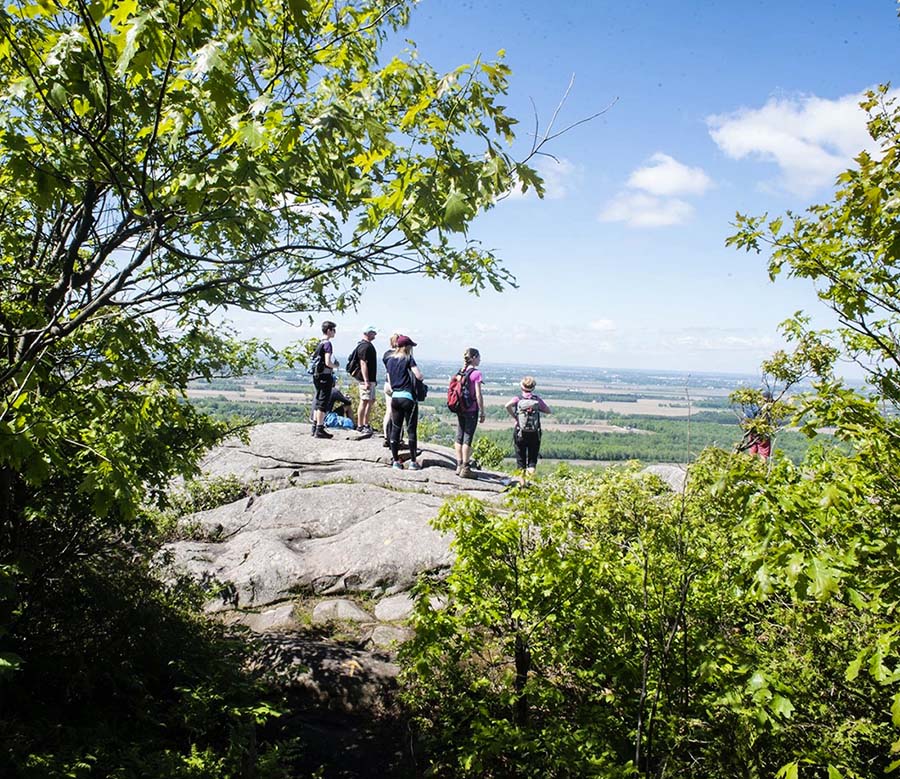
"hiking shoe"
458,466,474,479
391,460,404,470
408,461,422,471
314,426,333,439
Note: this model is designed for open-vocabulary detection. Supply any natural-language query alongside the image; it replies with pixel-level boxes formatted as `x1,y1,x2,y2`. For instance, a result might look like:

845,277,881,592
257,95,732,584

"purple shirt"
319,339,334,373
464,368,483,413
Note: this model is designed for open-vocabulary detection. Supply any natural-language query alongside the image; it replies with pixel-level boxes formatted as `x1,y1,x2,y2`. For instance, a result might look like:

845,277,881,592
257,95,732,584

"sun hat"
396,335,417,347
520,376,536,391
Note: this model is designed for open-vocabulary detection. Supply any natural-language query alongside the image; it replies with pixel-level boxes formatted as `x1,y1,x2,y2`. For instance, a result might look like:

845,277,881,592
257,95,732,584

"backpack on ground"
446,367,473,413
346,341,366,381
516,396,541,434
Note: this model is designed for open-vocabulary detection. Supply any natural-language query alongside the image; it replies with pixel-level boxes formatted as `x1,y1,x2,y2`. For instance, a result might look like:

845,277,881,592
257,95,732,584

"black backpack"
307,341,325,376
346,341,366,381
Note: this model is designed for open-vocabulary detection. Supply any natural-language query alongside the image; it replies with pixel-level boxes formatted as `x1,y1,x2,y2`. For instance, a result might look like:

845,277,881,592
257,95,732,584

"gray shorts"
357,381,376,402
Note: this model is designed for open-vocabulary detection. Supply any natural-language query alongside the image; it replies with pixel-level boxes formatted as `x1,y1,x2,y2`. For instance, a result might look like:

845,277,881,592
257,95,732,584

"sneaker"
391,460,404,470
314,426,333,439
357,427,373,439
408,461,422,471
382,439,391,448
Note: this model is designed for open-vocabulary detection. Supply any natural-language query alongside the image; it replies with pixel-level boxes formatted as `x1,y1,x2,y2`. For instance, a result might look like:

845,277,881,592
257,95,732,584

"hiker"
381,332,404,448
505,376,552,479
453,347,484,479
328,387,353,419
309,386,353,433
310,320,339,439
384,335,424,470
740,391,774,460
348,325,378,438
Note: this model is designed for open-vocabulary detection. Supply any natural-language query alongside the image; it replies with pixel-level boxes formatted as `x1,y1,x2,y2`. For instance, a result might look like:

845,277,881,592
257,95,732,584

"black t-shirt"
354,340,377,382
315,339,334,374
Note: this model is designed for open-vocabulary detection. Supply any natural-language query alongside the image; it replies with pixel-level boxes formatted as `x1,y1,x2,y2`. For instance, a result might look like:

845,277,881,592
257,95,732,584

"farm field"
184,362,826,464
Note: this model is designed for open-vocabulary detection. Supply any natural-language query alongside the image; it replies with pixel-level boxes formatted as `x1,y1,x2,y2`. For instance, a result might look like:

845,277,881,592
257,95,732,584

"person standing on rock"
382,332,400,447
311,320,339,439
384,335,424,470
351,325,378,438
454,347,484,479
505,375,552,481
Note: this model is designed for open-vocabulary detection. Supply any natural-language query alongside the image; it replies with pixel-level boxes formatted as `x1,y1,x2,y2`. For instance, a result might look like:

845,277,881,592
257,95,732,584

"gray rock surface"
251,633,399,713
226,602,297,632
369,625,413,649
162,423,511,611
373,592,415,622
312,599,375,624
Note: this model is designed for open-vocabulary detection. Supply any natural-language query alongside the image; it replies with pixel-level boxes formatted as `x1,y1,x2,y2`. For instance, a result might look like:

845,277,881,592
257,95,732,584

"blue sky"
236,0,900,375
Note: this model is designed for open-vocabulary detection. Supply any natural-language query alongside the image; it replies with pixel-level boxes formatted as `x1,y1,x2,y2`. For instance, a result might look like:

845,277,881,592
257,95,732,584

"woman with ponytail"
454,347,484,478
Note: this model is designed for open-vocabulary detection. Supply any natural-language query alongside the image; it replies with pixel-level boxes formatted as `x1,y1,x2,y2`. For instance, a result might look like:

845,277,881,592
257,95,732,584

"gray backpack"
516,397,541,434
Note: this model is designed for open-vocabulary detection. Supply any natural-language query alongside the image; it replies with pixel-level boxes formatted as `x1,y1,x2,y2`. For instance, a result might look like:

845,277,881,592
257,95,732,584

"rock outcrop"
159,423,684,775
164,423,511,616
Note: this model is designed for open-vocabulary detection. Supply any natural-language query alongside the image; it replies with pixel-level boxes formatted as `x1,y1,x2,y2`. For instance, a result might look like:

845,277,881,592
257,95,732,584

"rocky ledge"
159,423,685,775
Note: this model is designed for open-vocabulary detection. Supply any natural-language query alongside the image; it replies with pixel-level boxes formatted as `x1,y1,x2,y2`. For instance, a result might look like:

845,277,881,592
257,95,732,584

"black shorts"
455,411,478,446
313,374,334,411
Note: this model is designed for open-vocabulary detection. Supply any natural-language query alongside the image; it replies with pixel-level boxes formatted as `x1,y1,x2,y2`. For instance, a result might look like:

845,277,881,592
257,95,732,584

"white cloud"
626,153,713,196
658,328,778,353
588,319,616,332
598,192,694,228
598,153,711,228
707,91,881,196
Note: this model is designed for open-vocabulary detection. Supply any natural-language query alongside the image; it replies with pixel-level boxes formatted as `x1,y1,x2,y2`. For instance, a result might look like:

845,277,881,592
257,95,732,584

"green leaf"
443,191,469,232
286,0,312,30
775,761,798,779
806,556,840,600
